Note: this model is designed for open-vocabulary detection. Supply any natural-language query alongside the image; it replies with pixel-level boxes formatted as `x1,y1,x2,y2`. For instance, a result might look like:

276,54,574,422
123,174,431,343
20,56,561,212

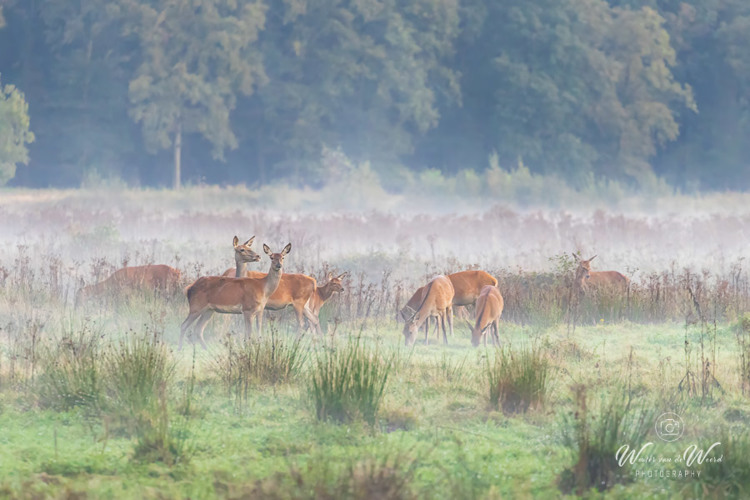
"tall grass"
309,337,392,425
736,313,750,396
681,426,750,499
485,344,549,414
244,449,418,500
37,322,103,412
102,331,175,435
559,385,656,494
215,328,307,411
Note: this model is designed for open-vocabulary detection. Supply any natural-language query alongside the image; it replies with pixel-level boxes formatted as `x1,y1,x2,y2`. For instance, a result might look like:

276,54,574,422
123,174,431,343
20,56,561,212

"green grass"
2,281,750,499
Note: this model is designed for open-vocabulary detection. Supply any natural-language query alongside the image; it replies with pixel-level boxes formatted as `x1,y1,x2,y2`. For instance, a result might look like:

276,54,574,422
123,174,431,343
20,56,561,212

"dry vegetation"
1,187,750,498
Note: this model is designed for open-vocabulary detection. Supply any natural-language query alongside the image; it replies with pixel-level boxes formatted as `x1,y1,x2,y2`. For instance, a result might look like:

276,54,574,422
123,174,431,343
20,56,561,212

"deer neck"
263,263,283,298
317,283,334,303
235,257,248,278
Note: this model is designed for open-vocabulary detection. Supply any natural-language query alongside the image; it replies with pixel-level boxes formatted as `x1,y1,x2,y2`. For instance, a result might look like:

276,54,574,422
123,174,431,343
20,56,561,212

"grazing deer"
179,243,291,350
447,270,498,308
403,275,455,346
573,254,630,295
400,270,496,333
76,264,181,305
400,285,440,340
467,285,504,347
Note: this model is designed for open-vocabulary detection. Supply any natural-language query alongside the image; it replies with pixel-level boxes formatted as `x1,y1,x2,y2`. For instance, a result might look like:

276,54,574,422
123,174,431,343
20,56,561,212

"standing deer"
573,254,630,295
308,272,347,317
220,270,322,334
467,285,504,347
76,264,181,306
230,235,261,276
179,243,291,350
403,275,455,346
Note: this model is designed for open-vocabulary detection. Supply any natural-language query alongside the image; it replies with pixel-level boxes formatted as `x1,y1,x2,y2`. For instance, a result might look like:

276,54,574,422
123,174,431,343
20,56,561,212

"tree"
0,78,34,185
122,0,267,189
40,0,138,182
249,0,461,184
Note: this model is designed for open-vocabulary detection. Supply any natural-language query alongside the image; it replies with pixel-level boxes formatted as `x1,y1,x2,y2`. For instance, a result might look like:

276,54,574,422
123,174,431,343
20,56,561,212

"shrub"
309,337,392,425
485,344,549,414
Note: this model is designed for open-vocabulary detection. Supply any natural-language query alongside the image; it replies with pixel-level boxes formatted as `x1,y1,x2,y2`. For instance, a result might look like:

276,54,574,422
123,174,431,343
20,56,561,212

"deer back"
448,270,498,306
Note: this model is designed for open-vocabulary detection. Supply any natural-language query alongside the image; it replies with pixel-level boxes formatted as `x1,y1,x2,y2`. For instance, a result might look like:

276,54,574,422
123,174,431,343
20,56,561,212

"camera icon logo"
655,412,685,442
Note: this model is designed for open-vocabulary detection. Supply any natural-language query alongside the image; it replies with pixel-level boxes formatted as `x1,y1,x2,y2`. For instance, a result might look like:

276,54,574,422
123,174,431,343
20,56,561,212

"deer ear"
263,244,271,255
337,272,348,280
244,236,255,246
572,253,579,261
588,255,597,261
282,243,292,256
327,272,333,281
233,236,239,247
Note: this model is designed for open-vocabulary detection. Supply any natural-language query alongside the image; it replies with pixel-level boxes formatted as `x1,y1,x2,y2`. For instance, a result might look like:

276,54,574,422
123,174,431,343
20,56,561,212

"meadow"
1,187,750,499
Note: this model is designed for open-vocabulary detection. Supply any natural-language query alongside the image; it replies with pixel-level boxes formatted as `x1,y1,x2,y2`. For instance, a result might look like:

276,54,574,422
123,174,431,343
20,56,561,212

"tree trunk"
173,121,182,190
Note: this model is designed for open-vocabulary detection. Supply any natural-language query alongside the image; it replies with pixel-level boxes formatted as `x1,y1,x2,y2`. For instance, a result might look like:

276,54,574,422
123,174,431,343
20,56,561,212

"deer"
308,271,348,317
399,285,440,341
447,270,498,309
467,285,504,347
403,275,455,346
178,243,291,350
75,264,181,306
573,254,630,295
219,268,328,335
229,235,261,276
399,270,497,334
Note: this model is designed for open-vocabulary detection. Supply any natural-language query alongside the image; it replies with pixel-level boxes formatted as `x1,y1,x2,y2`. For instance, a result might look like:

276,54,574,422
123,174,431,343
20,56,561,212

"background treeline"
0,0,749,191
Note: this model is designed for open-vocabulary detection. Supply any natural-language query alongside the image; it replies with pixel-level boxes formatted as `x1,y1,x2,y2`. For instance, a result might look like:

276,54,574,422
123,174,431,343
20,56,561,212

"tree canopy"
0,0,747,190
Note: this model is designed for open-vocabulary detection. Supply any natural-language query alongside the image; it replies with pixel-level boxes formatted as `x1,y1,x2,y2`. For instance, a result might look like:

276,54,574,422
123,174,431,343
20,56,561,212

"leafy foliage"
0,0,748,188
0,77,34,185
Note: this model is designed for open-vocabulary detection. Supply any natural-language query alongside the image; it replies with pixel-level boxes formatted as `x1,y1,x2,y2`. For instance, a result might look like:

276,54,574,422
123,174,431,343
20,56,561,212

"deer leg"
243,310,255,341
194,311,214,350
493,319,501,346
256,309,264,337
447,306,454,341
441,312,449,345
179,310,203,351
302,304,321,335
423,317,430,345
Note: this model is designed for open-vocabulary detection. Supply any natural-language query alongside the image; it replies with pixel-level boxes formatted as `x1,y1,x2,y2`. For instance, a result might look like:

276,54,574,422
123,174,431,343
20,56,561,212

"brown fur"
574,255,630,295
76,265,181,305
403,275,455,346
221,267,319,332
447,270,499,306
399,269,496,337
469,285,504,347
179,243,291,350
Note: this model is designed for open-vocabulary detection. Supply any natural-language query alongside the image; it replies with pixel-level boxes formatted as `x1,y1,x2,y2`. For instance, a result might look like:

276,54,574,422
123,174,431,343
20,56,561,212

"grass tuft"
559,385,655,494
309,337,392,425
485,343,549,414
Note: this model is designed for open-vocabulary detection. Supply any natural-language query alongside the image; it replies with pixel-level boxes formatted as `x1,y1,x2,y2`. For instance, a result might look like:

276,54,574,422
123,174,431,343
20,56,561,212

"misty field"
1,188,750,499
